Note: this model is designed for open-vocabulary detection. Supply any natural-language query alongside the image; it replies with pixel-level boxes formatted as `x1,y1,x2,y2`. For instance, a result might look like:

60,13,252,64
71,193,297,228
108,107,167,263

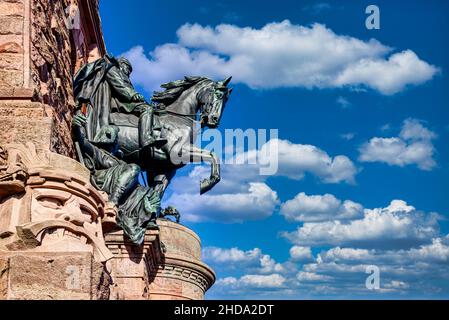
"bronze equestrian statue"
72,54,232,244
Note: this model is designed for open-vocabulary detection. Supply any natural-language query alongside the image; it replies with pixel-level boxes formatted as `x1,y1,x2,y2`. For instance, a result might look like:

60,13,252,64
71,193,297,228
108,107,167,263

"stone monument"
0,0,219,300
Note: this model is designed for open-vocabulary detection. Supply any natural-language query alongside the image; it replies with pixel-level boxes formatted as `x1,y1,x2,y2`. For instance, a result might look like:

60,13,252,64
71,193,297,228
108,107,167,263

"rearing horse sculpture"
73,72,232,242
109,76,232,201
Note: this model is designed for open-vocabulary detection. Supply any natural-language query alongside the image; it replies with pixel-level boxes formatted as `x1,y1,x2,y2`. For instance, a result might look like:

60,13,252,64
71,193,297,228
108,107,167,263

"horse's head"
198,77,233,128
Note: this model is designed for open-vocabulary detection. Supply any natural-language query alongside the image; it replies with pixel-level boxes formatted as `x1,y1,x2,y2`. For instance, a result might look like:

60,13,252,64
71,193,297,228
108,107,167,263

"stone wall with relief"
0,0,216,300
0,142,114,299
0,0,105,157
0,0,115,300
0,143,215,300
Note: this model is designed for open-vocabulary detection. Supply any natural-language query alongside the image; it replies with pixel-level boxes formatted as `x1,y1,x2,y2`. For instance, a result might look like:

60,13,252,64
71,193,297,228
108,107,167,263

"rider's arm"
105,66,139,102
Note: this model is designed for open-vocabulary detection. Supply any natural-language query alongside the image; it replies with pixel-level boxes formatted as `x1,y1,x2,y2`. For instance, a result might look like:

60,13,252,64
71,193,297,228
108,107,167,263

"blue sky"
100,1,449,299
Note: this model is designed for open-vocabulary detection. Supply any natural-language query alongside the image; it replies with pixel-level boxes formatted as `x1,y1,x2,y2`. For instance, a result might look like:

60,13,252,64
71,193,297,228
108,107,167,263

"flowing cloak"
91,159,160,245
73,55,140,141
78,130,160,245
117,185,160,244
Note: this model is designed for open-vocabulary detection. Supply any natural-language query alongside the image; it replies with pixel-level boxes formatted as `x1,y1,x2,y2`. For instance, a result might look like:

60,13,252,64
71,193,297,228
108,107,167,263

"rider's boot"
139,106,167,150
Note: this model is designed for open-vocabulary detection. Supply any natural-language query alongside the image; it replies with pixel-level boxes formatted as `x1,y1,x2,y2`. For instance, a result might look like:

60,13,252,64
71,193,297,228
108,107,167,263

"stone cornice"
151,253,216,292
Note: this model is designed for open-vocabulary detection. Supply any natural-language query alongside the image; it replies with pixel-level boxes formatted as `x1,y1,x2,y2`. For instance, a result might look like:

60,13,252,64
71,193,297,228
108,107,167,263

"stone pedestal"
104,220,215,300
0,143,113,300
105,229,161,300
148,219,215,300
0,143,219,300
0,251,110,300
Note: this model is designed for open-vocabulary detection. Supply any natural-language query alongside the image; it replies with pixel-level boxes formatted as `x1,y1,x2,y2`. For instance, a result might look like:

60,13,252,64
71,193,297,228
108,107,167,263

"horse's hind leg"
152,169,176,200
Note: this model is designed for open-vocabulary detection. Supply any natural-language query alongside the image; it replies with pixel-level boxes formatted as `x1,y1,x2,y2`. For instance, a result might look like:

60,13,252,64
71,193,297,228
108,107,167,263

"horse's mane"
151,76,209,106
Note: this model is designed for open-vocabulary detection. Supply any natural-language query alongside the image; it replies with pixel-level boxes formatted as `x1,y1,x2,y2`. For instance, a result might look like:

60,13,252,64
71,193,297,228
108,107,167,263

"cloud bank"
124,21,439,95
208,199,448,299
359,118,437,170
282,200,440,248
165,139,357,223
280,192,364,222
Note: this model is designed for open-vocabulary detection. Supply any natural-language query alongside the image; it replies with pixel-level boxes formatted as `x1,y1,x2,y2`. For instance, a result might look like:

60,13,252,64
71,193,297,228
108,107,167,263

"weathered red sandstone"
0,0,215,300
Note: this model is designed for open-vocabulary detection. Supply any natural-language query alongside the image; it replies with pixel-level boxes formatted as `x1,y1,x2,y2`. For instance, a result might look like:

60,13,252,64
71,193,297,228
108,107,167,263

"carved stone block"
0,251,110,300
105,229,161,300
0,143,113,263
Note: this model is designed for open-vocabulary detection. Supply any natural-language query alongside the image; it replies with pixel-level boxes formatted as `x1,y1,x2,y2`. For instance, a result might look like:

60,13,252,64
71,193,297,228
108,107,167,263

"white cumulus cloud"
297,271,332,282
280,192,363,222
259,139,357,184
203,246,284,274
318,236,449,265
282,200,440,248
216,274,286,289
333,50,439,95
289,246,314,261
203,247,261,263
359,118,438,170
124,21,439,95
165,139,357,223
167,182,279,223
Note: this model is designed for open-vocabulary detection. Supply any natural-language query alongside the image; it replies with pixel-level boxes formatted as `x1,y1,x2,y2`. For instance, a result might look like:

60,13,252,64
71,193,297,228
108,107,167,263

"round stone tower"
148,219,215,300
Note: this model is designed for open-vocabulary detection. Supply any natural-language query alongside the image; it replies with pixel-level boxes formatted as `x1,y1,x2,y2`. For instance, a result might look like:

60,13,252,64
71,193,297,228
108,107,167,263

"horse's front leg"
181,145,221,194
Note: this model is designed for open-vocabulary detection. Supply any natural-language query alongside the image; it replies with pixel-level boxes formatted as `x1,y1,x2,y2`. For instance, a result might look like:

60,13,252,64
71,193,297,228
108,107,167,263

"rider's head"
118,57,133,77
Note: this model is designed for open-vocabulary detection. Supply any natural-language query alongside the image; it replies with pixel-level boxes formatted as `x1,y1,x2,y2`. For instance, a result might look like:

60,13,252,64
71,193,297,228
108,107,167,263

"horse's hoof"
146,221,159,230
200,176,220,194
200,179,210,194
211,175,220,184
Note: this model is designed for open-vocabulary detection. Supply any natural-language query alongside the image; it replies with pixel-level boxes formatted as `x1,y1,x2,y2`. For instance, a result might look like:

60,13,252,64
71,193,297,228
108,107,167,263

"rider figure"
73,54,167,154
114,57,167,150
